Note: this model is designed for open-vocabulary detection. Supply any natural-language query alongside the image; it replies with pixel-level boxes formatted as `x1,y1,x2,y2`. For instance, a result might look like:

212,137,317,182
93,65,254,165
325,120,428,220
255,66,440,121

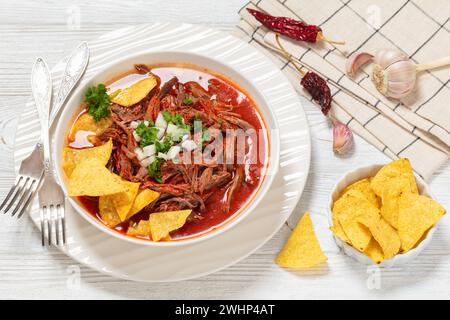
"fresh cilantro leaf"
84,84,111,122
162,111,173,123
155,135,173,153
136,122,159,147
161,111,191,131
148,158,163,183
145,118,155,127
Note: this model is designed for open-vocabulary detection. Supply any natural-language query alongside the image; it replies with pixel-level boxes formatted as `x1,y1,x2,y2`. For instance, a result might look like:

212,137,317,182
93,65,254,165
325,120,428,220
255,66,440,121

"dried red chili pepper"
247,8,344,45
300,72,332,116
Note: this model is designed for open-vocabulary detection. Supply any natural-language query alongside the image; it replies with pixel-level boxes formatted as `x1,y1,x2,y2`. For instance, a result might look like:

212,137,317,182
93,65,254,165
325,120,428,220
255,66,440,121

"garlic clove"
374,48,408,68
386,80,416,99
384,61,417,99
385,60,416,82
332,120,354,155
346,52,374,78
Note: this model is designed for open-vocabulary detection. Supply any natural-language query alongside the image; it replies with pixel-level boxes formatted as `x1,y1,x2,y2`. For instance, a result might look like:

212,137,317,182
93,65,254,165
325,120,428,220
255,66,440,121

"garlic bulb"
332,120,353,155
371,49,417,99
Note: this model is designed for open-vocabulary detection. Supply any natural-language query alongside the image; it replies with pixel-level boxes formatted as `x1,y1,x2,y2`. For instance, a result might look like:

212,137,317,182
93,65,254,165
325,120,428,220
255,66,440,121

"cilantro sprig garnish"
136,122,159,148
84,84,111,122
162,111,192,131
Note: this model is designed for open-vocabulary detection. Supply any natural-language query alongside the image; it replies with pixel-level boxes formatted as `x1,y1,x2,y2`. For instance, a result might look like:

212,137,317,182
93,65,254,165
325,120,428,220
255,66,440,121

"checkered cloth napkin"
233,0,450,180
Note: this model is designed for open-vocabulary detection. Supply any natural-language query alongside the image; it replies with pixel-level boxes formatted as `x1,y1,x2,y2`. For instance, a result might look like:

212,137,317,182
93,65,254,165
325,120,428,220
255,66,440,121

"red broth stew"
65,64,268,240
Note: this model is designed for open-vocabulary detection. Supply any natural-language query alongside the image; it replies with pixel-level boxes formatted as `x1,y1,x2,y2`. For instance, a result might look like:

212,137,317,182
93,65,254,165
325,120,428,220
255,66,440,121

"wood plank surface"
0,0,448,299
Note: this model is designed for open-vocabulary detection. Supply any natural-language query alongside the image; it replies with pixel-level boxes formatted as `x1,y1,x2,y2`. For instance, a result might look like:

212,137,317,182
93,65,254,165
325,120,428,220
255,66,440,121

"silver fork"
0,42,89,221
33,58,67,246
0,144,44,219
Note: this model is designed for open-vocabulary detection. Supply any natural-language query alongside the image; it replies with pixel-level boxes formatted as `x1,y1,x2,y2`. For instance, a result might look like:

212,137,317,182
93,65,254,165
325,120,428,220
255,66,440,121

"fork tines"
40,203,66,246
0,174,42,219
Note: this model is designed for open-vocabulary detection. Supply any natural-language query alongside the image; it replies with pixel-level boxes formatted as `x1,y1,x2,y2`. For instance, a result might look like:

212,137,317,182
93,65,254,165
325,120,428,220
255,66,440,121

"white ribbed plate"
14,23,310,282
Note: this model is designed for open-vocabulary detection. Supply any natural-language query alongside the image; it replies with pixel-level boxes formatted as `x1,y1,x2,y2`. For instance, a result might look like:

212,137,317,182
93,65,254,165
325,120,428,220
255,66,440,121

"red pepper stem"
274,35,307,76
253,36,306,76
316,32,346,45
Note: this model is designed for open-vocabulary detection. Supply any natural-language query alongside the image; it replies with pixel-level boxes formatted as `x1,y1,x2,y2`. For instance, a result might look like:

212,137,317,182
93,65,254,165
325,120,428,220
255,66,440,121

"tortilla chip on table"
276,212,327,269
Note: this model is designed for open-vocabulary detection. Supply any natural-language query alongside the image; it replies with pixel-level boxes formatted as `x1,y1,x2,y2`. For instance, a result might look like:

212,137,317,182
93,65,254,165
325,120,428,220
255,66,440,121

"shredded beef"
91,70,260,218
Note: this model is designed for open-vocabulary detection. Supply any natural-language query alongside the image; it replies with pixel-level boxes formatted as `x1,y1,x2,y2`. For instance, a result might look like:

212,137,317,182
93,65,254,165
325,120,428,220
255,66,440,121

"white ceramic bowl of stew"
53,50,280,246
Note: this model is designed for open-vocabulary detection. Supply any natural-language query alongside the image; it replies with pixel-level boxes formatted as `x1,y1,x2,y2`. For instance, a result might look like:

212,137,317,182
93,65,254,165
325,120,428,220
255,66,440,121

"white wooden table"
0,0,449,300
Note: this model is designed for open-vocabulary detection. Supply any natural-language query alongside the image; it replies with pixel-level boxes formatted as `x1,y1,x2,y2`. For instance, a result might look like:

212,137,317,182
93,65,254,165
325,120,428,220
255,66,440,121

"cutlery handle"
32,58,53,176
416,56,450,72
50,42,90,125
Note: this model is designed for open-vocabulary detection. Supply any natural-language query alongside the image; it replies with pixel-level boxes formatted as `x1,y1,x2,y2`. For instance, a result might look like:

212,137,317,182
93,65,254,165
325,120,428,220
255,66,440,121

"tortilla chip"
379,177,412,229
364,238,384,264
127,220,171,241
69,113,113,141
358,216,401,260
337,211,373,253
127,220,151,237
68,158,129,196
62,139,113,177
110,76,158,107
398,193,446,252
332,190,383,252
127,189,160,219
99,196,121,227
343,178,381,208
109,181,140,221
331,190,368,244
370,159,418,197
330,213,349,243
276,212,327,269
149,210,192,241
333,190,369,214
334,190,380,251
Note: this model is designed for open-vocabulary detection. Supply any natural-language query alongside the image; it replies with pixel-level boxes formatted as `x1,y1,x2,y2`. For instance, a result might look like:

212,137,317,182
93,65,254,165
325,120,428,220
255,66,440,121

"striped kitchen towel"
233,0,450,180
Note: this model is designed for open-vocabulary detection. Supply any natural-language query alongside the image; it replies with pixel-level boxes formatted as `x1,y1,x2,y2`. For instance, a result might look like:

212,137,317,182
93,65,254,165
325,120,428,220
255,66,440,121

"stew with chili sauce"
63,64,268,241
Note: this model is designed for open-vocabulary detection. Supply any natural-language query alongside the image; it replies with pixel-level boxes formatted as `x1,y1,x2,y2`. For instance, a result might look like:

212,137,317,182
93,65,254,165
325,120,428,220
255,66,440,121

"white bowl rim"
327,162,439,267
53,49,281,247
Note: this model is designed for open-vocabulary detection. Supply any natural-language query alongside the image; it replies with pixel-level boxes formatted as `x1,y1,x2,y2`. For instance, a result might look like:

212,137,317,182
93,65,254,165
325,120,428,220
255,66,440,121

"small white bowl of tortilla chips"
328,159,446,267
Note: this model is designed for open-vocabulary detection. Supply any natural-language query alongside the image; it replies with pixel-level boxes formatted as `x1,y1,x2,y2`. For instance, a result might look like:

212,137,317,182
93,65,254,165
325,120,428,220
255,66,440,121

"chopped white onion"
134,147,145,161
130,121,140,129
155,112,167,129
167,145,181,159
140,155,156,167
157,152,169,160
166,123,178,135
156,127,165,140
142,144,156,157
181,140,197,152
182,134,190,141
133,131,141,142
143,120,150,127
170,128,189,142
